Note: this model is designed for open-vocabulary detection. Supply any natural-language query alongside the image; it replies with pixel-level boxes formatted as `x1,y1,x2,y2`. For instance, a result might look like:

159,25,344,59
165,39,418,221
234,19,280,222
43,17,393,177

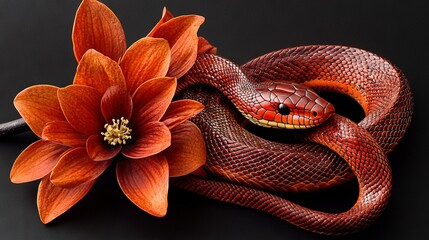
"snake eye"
278,103,290,115
312,111,318,118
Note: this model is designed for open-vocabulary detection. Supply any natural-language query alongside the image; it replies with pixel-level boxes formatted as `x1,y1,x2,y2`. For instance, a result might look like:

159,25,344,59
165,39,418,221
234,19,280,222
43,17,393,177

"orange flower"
10,0,206,224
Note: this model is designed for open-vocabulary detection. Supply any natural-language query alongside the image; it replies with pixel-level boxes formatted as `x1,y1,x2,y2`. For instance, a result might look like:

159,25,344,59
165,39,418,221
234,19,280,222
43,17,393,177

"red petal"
161,99,204,129
10,140,69,183
122,122,171,159
14,85,66,137
37,176,95,224
72,0,126,61
150,15,204,78
73,49,127,94
198,36,218,54
147,7,174,37
57,85,104,135
163,121,206,177
132,77,177,125
116,154,169,217
119,37,171,95
101,86,133,122
42,121,88,147
50,147,111,188
87,135,121,161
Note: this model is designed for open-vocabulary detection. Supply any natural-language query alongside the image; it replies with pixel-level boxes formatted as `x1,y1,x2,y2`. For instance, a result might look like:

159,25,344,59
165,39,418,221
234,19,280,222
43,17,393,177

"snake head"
243,82,335,129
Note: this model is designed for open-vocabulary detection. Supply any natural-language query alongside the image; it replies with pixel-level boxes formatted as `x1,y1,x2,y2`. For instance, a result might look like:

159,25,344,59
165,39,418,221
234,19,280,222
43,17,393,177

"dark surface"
0,0,427,239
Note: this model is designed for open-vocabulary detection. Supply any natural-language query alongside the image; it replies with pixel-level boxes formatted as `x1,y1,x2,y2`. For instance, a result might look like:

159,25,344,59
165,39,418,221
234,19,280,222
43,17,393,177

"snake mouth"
240,111,317,130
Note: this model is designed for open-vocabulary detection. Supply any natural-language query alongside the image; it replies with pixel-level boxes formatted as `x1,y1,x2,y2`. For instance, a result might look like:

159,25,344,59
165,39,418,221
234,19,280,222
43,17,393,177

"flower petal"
163,121,206,177
150,15,204,78
198,36,217,54
37,176,95,224
122,122,171,159
10,140,69,183
42,121,88,147
147,7,174,37
57,85,104,135
101,86,132,122
119,37,171,94
50,147,111,188
73,49,127,94
87,135,121,161
116,154,169,217
161,99,204,129
132,77,177,125
72,0,126,61
14,85,66,137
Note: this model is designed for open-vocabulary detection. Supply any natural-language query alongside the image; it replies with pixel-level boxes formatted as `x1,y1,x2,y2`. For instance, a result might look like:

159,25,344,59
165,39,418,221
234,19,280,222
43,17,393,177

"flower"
10,0,207,224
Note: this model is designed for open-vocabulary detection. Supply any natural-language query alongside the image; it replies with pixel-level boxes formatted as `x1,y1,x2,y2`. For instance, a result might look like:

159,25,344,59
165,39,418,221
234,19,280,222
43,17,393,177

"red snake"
172,45,413,235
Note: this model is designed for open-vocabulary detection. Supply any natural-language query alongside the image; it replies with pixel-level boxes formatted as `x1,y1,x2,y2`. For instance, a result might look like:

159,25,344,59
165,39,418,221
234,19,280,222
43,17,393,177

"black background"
1,0,428,239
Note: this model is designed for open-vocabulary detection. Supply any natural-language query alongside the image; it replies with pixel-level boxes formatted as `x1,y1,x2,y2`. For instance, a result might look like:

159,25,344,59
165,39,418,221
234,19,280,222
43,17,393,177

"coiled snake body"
172,45,413,235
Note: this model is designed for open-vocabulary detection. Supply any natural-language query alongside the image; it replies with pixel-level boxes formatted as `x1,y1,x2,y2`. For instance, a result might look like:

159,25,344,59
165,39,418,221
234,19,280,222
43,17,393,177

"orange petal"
73,49,127,94
116,154,169,217
72,0,126,61
50,147,111,188
57,85,104,135
87,135,121,161
42,121,88,147
147,7,174,37
37,176,95,224
198,36,218,55
14,85,66,137
163,121,206,177
119,37,171,94
150,15,204,78
132,77,177,125
122,122,171,159
101,86,132,122
161,99,204,129
10,140,69,183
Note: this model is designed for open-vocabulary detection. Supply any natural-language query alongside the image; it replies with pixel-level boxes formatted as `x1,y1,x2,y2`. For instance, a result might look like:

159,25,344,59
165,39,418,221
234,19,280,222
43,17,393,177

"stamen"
101,117,132,146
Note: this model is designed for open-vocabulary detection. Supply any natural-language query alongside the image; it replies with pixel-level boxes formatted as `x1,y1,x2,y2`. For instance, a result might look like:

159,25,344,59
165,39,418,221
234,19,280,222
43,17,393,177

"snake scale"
172,45,413,235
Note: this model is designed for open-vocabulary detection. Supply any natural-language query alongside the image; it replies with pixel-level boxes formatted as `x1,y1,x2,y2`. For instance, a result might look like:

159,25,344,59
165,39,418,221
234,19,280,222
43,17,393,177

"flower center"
101,117,132,146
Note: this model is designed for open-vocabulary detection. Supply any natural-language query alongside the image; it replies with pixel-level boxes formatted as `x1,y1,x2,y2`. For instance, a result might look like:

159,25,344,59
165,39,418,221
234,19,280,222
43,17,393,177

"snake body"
173,45,413,235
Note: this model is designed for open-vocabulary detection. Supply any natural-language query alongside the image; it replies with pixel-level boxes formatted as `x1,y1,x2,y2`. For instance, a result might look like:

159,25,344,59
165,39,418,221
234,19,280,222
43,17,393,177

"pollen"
101,117,132,146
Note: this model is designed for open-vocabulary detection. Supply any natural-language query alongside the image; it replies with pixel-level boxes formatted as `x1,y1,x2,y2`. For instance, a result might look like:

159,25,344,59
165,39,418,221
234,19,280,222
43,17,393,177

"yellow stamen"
101,117,132,146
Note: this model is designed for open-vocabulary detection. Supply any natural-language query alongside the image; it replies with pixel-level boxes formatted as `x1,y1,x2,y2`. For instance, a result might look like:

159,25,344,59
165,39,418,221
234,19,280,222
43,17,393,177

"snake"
171,45,413,235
